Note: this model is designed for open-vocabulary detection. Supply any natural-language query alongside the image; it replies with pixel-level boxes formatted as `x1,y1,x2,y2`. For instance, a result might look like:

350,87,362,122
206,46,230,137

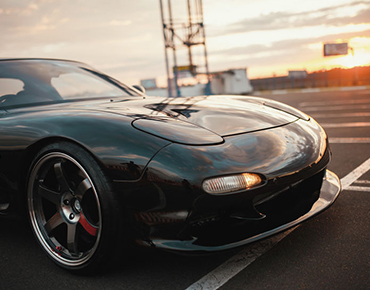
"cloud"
1,0,369,82
214,1,370,35
211,28,370,61
109,20,132,26
0,0,163,55
205,28,370,78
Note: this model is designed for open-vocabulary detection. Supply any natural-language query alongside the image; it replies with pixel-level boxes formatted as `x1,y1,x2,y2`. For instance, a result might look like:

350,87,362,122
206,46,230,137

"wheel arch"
18,137,108,213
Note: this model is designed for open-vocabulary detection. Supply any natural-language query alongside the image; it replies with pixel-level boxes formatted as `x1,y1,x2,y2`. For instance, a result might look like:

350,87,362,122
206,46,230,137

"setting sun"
337,53,370,68
335,37,370,68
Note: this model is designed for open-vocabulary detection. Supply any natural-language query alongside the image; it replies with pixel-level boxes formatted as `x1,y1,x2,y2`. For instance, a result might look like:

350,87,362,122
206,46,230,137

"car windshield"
0,60,140,108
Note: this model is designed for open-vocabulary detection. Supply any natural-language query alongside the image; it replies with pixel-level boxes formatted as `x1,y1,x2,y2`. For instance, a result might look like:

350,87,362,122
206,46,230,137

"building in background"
143,67,253,97
288,70,308,79
140,78,157,90
211,68,253,95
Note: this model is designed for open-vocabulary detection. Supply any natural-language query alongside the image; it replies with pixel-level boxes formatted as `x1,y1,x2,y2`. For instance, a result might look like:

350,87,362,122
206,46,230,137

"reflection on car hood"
65,95,300,136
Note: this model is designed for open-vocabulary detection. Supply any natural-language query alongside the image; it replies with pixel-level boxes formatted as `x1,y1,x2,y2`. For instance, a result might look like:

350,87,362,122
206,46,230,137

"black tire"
27,142,123,273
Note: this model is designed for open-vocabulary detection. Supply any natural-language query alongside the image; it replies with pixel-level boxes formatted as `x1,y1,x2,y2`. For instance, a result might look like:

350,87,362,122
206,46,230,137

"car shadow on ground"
0,218,236,289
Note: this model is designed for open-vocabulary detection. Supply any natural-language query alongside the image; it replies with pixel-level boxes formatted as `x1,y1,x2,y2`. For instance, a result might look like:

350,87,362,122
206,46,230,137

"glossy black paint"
119,117,332,248
0,59,340,253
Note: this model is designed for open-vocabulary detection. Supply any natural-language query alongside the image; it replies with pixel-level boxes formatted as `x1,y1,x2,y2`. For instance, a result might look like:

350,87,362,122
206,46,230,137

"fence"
250,66,370,91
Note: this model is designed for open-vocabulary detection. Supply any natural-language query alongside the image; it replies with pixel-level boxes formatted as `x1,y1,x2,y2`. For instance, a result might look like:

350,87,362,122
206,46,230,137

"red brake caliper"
79,212,98,236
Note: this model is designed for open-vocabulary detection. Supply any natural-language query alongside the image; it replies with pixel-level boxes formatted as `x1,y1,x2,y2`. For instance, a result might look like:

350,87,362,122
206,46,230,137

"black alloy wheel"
27,142,122,272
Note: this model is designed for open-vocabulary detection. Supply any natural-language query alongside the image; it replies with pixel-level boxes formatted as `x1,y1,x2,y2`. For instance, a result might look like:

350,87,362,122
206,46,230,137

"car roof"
0,58,84,65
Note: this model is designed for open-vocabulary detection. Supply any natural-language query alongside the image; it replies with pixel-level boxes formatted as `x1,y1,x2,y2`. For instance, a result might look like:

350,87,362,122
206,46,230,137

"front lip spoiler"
142,170,341,252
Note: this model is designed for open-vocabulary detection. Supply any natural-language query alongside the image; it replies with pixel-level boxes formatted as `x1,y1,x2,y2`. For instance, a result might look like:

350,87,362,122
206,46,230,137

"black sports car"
0,58,341,272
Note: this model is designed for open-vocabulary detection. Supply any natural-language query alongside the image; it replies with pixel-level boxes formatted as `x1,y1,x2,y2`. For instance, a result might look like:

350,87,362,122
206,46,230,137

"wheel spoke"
38,184,61,205
67,223,78,255
74,178,92,199
54,162,70,192
79,212,98,237
44,212,64,234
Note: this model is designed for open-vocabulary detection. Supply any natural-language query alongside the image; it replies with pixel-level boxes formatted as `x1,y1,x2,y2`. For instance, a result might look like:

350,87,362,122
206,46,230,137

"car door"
0,109,11,213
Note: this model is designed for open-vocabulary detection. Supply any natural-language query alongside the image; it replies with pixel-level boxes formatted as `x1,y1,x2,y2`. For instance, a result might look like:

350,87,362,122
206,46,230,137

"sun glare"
334,37,370,69
337,52,370,68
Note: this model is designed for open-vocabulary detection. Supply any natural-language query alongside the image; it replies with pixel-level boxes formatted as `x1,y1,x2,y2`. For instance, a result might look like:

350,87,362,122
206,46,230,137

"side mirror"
132,85,146,94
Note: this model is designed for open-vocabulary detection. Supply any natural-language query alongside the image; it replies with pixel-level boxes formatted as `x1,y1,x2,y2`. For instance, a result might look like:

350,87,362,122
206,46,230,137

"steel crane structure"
159,0,212,97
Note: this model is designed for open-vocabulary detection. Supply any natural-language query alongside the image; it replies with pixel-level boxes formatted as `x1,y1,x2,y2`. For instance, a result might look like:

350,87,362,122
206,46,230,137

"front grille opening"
188,169,326,247
255,169,325,218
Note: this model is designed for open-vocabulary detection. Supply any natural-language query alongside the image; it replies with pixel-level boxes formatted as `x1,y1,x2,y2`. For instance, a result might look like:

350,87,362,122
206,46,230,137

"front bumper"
137,170,341,252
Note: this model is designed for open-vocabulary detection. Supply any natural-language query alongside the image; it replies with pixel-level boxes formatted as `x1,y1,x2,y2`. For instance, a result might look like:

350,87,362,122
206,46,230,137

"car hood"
89,95,300,137
7,95,304,145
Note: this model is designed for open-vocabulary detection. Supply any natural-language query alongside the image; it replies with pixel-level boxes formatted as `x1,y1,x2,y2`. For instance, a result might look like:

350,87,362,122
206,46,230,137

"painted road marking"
354,180,370,184
255,86,370,96
310,112,370,118
345,186,370,192
347,179,370,192
272,90,288,95
345,179,370,192
302,105,370,112
321,122,370,128
185,228,296,290
341,158,370,189
329,138,370,143
341,86,369,91
300,99,370,107
185,158,370,290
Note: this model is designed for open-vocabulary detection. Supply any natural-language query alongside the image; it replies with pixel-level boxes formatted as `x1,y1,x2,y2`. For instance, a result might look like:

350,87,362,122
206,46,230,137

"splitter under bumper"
138,170,341,252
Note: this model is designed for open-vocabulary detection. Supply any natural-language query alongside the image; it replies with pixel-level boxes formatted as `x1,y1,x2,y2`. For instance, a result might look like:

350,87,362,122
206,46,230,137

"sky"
1,0,370,87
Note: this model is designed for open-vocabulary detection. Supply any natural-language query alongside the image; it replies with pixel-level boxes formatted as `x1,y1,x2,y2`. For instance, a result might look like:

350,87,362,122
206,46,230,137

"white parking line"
322,122,370,128
347,178,370,192
302,105,370,112
330,138,370,143
341,158,370,189
272,90,288,95
354,180,370,184
185,157,370,290
345,186,370,192
340,86,369,91
185,228,296,290
300,99,370,107
310,112,370,119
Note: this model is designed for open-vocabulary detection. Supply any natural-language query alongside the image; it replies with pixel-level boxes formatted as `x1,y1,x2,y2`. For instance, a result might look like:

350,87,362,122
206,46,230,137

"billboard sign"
173,65,197,78
323,43,348,56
